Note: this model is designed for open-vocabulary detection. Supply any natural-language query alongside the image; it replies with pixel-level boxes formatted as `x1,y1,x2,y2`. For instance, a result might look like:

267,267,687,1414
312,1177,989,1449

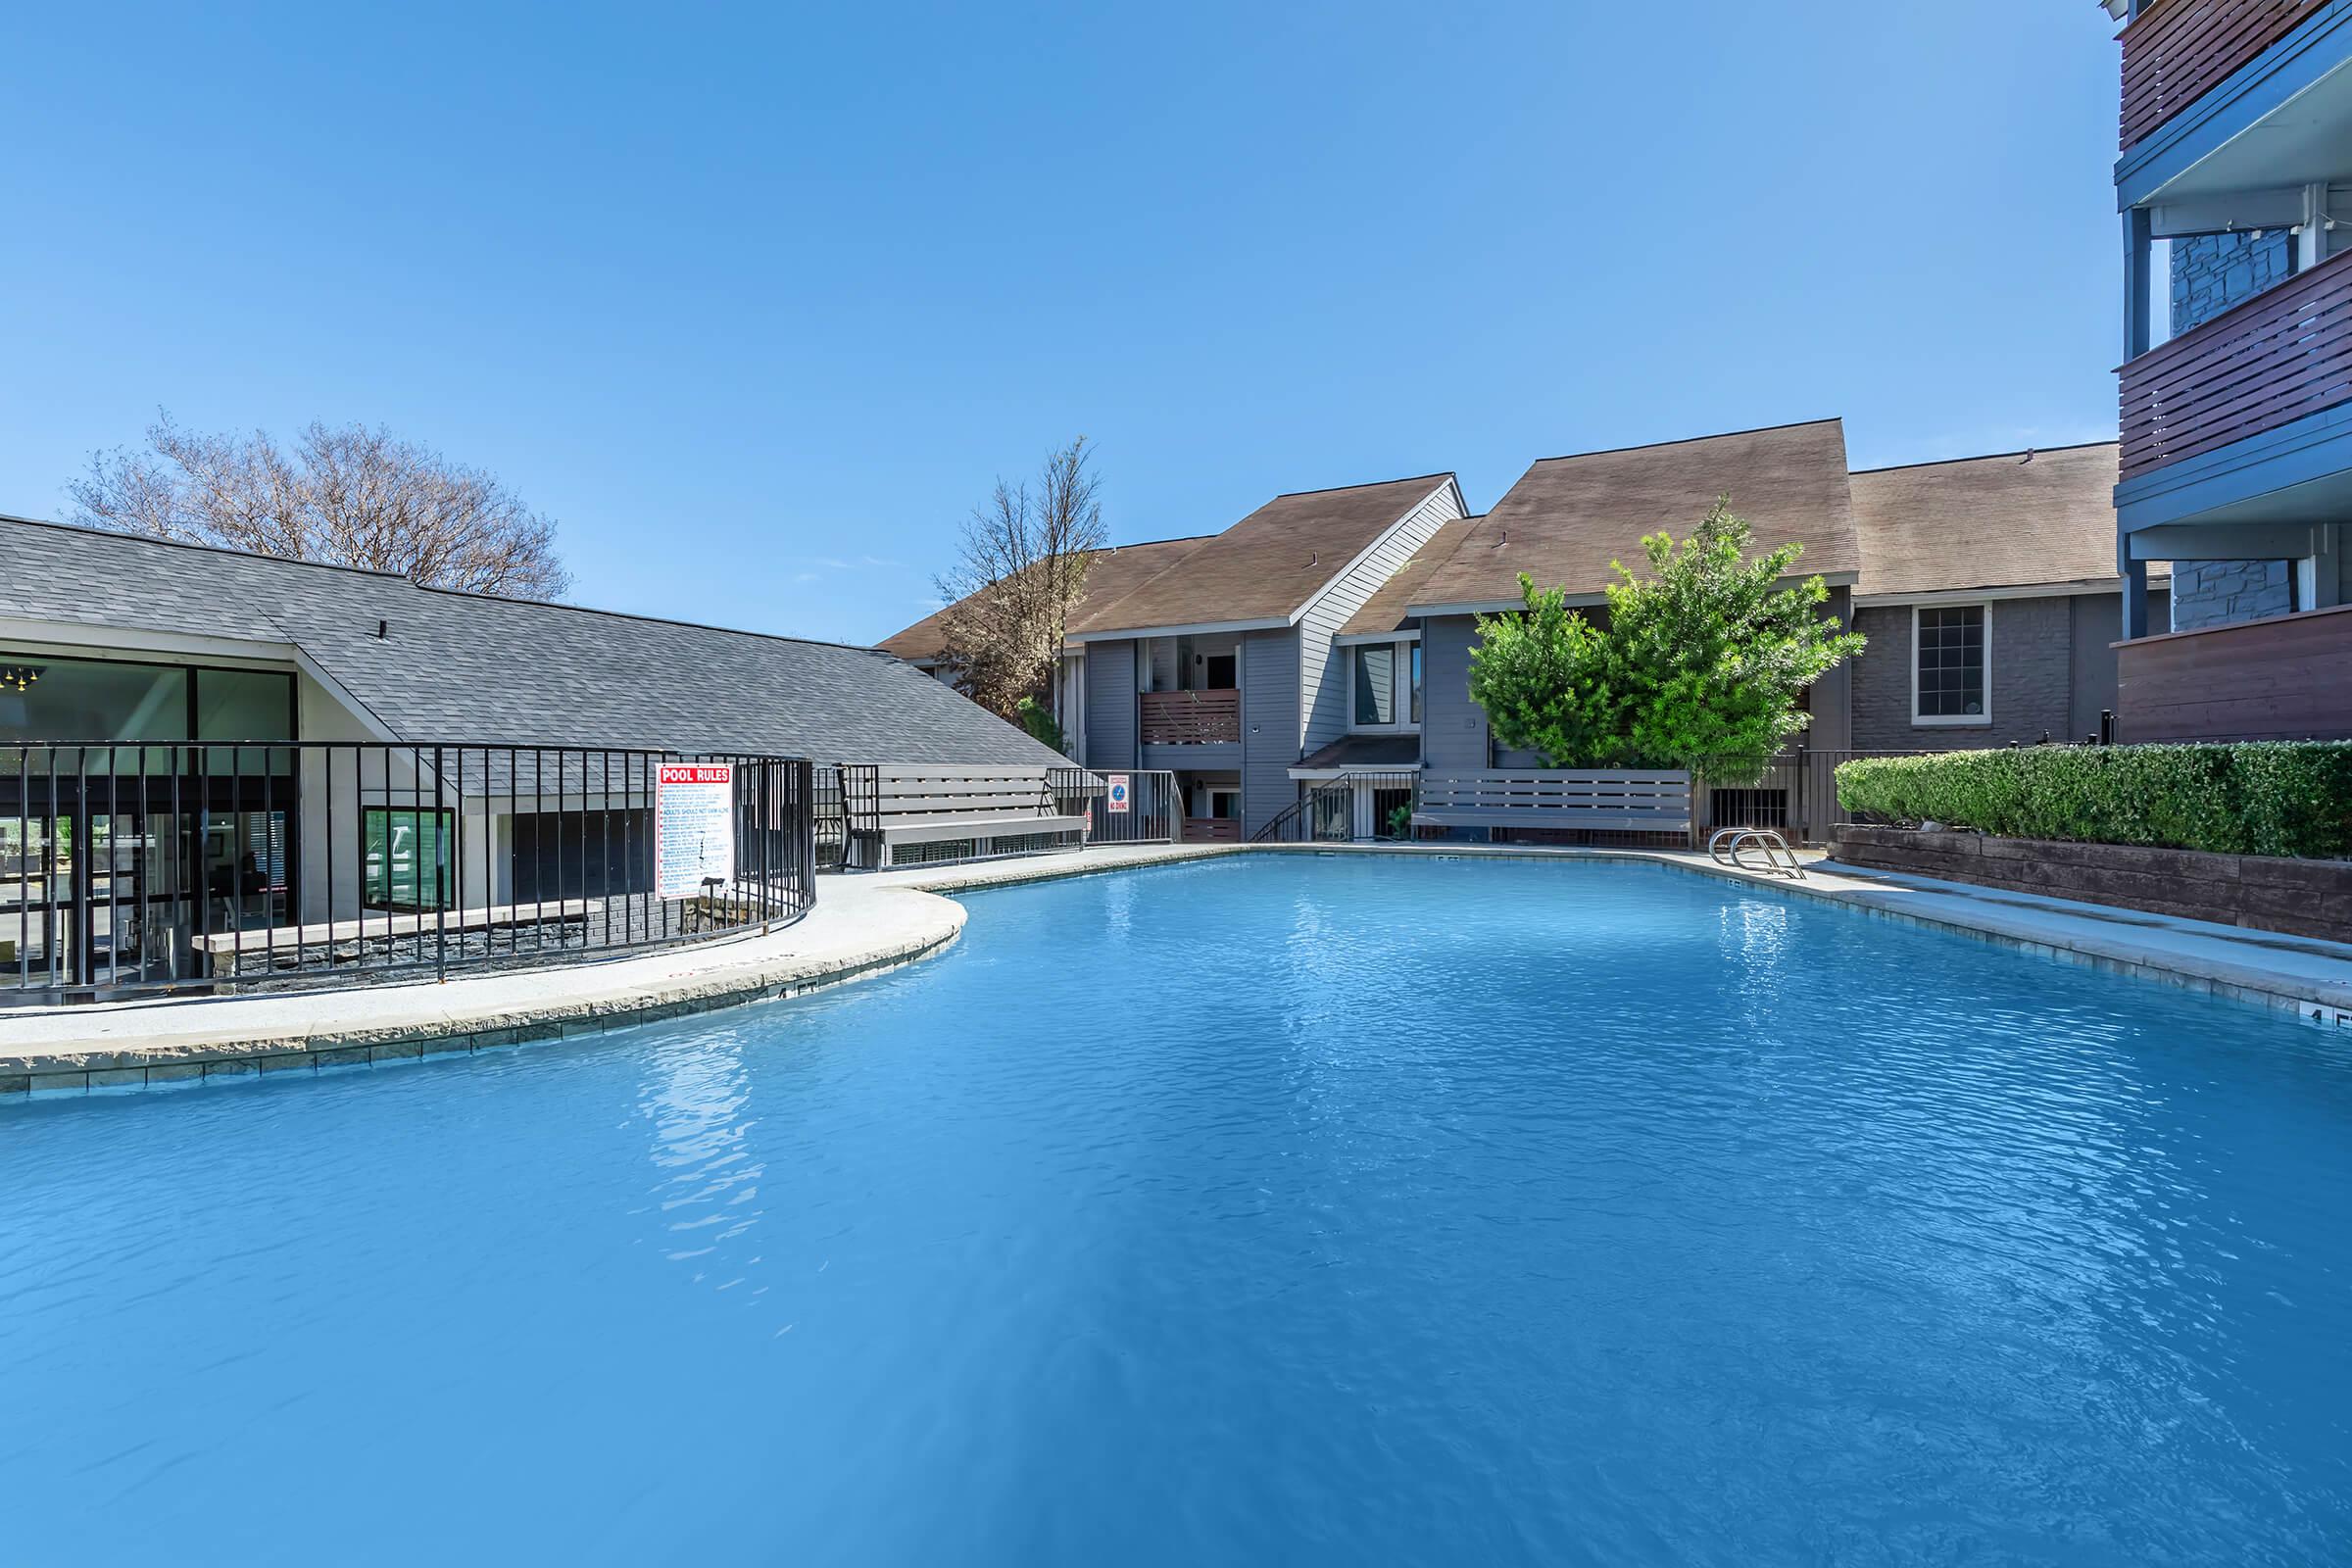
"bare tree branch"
933,436,1105,718
68,413,570,599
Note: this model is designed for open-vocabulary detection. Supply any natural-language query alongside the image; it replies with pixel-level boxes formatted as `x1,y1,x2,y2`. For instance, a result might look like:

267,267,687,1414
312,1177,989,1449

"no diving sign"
1105,773,1131,814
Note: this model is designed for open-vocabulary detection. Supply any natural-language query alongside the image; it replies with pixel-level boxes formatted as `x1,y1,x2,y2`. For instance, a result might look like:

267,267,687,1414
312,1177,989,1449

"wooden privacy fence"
1412,770,1693,836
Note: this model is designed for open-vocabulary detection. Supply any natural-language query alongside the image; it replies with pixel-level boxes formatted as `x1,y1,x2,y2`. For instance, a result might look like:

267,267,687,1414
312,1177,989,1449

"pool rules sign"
655,762,735,900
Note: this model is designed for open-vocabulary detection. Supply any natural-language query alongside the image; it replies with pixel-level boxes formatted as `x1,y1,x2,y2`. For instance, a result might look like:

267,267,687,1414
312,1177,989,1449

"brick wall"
1849,598,2079,751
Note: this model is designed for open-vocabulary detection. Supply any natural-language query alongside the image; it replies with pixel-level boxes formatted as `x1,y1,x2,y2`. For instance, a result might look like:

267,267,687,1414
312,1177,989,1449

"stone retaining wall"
1831,825,2352,945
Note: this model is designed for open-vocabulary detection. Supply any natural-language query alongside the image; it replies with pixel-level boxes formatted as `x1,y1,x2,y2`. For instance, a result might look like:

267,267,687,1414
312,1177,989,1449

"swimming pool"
4,855,2348,1565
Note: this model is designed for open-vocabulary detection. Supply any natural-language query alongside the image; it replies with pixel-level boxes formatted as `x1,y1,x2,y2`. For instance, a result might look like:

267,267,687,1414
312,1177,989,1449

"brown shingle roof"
875,533,1213,661
1337,514,1484,636
1071,473,1459,636
1849,441,2126,597
1408,419,1861,611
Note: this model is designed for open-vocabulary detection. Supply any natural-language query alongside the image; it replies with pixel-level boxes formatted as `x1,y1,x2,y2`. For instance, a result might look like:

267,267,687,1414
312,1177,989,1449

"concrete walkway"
4,837,2345,1098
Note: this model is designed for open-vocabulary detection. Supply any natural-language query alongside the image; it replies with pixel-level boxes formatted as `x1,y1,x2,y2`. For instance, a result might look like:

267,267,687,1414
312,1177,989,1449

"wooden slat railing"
1181,817,1244,843
1140,688,1240,745
2119,0,2327,151
2119,246,2352,481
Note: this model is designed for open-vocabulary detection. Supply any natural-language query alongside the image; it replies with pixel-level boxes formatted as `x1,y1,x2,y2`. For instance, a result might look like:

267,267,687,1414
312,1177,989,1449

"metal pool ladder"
1707,826,1805,878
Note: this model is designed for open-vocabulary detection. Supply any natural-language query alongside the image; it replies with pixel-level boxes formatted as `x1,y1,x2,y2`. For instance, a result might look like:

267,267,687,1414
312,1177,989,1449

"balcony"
1140,688,1240,746
2116,602,2352,740
2121,0,2328,152
2120,246,2352,483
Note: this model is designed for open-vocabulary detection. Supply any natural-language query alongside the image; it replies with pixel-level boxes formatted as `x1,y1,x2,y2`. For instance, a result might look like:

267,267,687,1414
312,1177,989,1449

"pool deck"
4,838,2347,1098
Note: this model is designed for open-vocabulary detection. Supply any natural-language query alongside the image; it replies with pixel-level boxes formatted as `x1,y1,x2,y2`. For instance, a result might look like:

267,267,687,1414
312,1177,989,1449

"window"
1352,645,1396,726
195,667,294,740
1912,605,1989,724
0,654,295,746
1350,640,1420,729
0,654,186,744
363,808,453,910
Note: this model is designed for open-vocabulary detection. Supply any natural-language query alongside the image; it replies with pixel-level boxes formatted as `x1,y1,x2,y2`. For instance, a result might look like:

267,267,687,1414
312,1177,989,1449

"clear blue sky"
1,2,2123,645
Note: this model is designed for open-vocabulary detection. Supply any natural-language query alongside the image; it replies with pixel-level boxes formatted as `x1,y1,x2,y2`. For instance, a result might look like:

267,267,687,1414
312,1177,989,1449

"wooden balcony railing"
2120,0,2327,151
1140,688,1240,746
2120,246,2352,482
2117,603,2352,741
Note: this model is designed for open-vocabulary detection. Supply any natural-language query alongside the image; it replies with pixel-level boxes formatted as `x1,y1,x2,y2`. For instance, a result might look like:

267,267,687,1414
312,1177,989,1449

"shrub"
1835,743,2352,859
1468,499,1863,779
1015,695,1066,755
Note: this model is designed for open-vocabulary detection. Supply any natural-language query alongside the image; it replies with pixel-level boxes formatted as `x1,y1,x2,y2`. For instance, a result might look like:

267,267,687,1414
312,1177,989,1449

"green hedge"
1835,743,2352,859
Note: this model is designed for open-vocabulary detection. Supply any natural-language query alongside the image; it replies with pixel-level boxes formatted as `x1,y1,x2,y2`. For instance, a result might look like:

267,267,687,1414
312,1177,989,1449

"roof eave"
1066,615,1293,643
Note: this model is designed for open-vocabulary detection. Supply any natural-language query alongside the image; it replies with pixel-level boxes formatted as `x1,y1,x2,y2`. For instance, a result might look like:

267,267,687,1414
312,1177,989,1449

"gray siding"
1805,586,1854,752
2069,593,2122,743
1420,614,1490,771
1295,482,1463,752
1083,640,1138,769
1240,628,1299,837
1851,597,2082,752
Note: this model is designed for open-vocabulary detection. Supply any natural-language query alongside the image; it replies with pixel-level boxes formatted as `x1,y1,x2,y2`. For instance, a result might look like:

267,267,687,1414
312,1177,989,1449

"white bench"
861,766,1093,867
1412,769,1692,836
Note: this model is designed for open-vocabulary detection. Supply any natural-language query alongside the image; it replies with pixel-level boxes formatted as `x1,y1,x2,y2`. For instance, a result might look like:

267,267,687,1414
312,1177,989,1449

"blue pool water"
4,856,2350,1565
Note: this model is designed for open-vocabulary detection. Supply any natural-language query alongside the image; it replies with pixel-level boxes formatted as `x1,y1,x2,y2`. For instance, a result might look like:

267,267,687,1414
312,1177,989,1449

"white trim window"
1911,603,1991,726
1348,639,1422,731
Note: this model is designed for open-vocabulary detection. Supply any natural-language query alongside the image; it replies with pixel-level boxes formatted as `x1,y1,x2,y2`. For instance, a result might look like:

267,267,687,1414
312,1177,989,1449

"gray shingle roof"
0,514,1070,767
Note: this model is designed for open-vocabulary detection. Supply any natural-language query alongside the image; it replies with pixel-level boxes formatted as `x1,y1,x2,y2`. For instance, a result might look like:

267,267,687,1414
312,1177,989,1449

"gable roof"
875,533,1212,662
1848,441,2130,598
0,514,1070,767
1337,514,1484,636
1408,419,1861,612
1070,473,1460,638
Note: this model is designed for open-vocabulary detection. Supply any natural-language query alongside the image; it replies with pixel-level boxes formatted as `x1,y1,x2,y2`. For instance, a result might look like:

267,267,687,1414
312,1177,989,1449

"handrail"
1250,771,1418,845
1707,826,1805,878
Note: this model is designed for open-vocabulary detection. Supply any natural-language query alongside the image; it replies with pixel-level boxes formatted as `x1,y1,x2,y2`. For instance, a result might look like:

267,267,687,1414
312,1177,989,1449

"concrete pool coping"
4,838,2346,1098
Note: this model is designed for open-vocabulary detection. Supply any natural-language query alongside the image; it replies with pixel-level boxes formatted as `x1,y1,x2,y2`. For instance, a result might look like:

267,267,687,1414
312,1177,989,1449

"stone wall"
1831,824,2352,945
2169,559,2292,631
2170,229,2294,334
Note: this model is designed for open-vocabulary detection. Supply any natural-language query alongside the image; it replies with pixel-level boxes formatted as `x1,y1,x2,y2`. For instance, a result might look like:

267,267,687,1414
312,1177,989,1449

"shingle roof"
876,533,1213,662
0,514,1070,767
1337,514,1484,636
1849,441,2129,597
1072,473,1459,636
1408,419,1861,612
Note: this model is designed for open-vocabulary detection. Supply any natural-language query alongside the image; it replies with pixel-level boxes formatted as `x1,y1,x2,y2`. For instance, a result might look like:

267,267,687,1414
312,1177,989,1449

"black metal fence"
1692,748,1987,845
1252,771,1421,844
1054,766,1178,846
2,742,815,1004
